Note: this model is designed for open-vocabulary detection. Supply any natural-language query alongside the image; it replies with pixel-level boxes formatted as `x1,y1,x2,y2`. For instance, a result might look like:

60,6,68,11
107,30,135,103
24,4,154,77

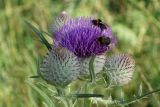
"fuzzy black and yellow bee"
92,19,108,30
97,36,111,46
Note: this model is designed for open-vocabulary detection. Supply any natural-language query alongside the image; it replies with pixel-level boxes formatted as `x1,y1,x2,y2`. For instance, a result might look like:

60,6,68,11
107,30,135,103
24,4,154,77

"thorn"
30,75,40,78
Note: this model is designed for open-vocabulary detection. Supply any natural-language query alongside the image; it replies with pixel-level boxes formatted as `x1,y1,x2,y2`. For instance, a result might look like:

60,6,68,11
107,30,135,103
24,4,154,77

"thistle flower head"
52,15,116,58
38,45,81,87
104,54,135,86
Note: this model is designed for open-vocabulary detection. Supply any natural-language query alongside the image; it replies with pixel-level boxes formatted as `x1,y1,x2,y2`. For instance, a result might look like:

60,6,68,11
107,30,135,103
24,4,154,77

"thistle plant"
27,12,160,107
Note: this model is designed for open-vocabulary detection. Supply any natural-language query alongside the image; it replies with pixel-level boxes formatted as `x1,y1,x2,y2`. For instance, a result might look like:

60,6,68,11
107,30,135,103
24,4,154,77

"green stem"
89,56,96,83
83,82,90,107
56,87,65,96
83,56,96,107
56,87,70,107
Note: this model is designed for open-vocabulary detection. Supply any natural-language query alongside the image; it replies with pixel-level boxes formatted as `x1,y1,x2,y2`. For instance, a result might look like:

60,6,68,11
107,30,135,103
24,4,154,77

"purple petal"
53,17,116,57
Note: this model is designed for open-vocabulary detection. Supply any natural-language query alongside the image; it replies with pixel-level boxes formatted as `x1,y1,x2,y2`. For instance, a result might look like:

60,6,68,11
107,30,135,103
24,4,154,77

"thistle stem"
89,56,96,83
84,56,96,106
56,87,70,107
56,87,65,96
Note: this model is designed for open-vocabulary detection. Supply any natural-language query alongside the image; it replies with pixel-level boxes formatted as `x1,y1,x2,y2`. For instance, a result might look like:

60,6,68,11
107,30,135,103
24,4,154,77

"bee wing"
104,54,135,86
100,23,107,30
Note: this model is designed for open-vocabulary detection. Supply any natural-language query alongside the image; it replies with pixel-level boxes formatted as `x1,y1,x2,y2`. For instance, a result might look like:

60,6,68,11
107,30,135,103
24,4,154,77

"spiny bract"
104,54,135,86
38,46,81,87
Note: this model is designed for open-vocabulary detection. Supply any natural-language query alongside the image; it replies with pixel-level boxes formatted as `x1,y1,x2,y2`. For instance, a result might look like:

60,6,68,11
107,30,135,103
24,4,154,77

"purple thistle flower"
52,15,116,58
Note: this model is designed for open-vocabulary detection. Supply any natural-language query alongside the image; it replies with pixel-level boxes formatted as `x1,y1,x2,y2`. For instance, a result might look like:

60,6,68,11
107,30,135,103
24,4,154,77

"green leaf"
70,94,104,98
26,80,55,107
25,20,52,50
30,75,39,78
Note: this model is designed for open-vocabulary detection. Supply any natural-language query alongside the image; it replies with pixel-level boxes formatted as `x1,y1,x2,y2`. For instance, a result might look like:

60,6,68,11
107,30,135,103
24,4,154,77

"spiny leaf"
30,75,39,78
25,20,52,50
70,93,104,98
26,80,55,107
108,88,160,105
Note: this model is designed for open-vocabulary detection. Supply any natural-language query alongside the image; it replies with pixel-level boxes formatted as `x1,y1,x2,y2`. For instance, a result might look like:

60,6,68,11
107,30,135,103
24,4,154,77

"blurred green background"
0,0,160,107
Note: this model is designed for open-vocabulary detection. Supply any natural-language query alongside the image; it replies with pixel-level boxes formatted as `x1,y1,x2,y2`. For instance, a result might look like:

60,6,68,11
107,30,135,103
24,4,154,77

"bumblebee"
92,19,108,30
97,36,111,46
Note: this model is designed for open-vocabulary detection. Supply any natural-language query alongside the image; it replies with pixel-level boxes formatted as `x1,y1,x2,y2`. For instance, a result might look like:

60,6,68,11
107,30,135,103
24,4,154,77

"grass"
0,0,160,107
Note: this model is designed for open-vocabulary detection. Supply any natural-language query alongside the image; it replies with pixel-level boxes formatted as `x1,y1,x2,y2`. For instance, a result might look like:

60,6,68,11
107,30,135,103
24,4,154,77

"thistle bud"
39,46,81,87
104,54,135,86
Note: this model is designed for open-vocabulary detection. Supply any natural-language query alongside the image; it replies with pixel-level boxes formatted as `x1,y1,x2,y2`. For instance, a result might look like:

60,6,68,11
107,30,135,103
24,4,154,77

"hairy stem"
56,87,70,107
89,56,96,83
